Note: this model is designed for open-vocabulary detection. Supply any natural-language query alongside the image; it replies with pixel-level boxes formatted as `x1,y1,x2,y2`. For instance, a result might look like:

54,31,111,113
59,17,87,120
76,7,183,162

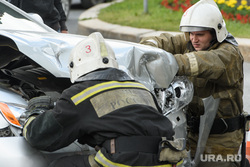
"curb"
77,1,250,63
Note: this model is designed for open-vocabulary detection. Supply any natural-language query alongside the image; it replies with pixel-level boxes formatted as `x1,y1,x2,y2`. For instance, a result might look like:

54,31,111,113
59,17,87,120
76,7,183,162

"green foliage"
225,20,250,37
98,0,250,38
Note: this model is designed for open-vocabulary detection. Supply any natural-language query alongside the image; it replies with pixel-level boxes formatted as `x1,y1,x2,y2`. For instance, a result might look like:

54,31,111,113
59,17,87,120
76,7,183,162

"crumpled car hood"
0,30,179,90
0,30,84,77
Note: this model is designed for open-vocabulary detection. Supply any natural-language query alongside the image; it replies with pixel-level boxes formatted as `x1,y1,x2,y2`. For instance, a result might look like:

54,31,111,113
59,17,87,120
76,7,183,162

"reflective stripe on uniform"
94,150,183,167
186,53,198,76
23,116,36,140
71,81,149,106
145,39,158,47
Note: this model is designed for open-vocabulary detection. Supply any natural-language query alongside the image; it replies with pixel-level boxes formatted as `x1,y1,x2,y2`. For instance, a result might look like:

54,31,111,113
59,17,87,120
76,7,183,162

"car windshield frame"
0,0,55,32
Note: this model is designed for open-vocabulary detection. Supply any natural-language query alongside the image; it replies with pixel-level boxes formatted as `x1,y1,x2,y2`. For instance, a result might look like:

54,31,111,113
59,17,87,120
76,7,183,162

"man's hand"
61,30,68,33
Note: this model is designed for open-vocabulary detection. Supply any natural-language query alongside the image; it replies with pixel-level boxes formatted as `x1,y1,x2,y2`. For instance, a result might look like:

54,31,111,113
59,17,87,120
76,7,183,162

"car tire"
61,0,71,18
81,0,105,9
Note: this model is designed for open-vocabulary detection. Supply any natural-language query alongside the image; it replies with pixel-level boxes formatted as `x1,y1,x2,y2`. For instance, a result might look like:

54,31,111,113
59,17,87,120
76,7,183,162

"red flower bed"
161,0,250,24
161,0,192,12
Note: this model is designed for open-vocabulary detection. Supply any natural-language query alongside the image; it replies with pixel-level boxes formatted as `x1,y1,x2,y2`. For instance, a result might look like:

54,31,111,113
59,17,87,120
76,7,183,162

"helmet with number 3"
69,32,118,83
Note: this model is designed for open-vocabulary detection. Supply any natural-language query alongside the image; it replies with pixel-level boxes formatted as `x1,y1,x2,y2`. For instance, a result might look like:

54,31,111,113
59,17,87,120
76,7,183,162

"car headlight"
155,76,194,116
0,102,26,128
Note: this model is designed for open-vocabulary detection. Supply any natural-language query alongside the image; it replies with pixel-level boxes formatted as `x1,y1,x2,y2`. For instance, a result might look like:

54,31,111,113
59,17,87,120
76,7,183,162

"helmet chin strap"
207,30,218,49
209,38,218,48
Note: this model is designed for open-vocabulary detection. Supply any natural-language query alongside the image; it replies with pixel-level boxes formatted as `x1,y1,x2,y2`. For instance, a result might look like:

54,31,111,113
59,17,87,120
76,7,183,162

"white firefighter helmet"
69,32,118,83
179,0,228,42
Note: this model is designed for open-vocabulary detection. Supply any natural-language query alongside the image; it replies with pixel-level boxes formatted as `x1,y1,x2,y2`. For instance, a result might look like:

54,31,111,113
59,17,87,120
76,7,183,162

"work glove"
19,83,45,100
19,96,55,126
26,95,55,112
158,138,187,163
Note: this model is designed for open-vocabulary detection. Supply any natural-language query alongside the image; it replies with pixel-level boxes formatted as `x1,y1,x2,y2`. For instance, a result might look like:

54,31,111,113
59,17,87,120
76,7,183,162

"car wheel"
81,0,105,9
61,0,71,18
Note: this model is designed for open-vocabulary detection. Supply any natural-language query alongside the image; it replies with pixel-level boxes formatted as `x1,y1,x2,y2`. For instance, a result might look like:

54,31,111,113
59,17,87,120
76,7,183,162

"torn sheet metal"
108,40,179,90
191,96,220,167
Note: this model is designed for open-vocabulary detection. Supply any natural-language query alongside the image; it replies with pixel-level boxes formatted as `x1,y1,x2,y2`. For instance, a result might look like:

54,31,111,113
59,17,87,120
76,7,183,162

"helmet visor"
180,26,213,32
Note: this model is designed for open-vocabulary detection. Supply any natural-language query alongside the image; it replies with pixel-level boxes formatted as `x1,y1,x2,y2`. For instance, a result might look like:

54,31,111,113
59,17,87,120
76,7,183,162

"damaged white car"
0,1,198,167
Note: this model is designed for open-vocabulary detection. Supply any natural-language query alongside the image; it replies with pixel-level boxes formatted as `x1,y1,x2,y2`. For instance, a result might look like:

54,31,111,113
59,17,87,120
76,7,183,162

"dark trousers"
48,154,91,167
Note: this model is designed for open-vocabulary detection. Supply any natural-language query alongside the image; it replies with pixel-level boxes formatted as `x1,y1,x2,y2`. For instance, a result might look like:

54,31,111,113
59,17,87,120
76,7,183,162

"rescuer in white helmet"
68,32,119,83
140,0,245,166
22,32,187,167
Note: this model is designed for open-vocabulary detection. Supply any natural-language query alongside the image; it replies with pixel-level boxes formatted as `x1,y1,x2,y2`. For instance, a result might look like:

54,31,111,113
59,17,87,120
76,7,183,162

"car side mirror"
27,13,44,24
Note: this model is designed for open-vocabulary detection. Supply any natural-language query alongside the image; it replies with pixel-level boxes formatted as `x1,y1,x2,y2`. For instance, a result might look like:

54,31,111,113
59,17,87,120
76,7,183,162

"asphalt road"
244,62,250,113
67,3,250,113
67,0,84,34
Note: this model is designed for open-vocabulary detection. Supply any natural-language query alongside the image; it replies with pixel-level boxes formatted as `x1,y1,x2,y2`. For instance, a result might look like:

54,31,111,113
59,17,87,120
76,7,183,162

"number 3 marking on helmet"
85,45,91,53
